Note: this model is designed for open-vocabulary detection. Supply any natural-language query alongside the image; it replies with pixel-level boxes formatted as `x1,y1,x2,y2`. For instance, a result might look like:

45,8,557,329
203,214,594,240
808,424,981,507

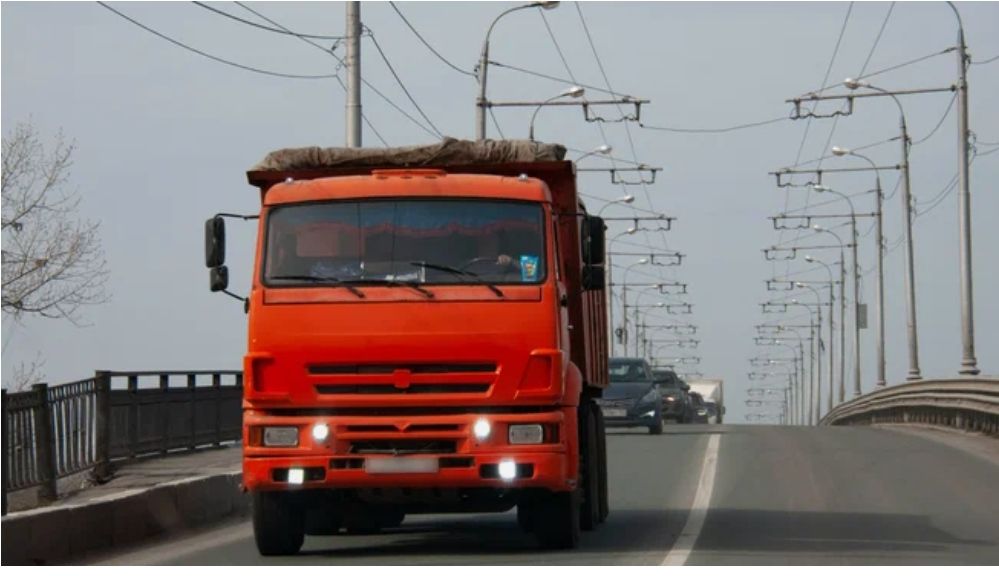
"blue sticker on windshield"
520,255,539,281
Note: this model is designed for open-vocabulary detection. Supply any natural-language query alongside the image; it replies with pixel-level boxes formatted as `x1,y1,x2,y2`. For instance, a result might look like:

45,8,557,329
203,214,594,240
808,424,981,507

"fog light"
263,426,299,447
498,459,517,481
312,423,330,442
473,418,492,441
287,468,304,485
508,424,544,444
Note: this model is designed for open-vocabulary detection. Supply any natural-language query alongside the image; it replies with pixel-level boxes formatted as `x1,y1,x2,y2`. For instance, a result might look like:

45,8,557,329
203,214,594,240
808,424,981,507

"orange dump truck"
204,139,609,554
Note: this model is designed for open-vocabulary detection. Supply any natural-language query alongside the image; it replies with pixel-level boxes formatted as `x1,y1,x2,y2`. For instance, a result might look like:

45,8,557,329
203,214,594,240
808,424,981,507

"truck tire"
579,401,600,531
594,407,609,523
304,491,344,536
534,490,580,549
253,491,305,556
517,501,535,532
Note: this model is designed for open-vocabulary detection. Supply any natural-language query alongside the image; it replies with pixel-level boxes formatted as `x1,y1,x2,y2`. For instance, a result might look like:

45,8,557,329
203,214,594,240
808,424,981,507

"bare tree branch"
2,122,110,325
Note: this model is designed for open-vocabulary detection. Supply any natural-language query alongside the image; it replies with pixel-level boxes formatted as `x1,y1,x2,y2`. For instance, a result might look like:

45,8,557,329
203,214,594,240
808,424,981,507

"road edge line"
661,432,721,566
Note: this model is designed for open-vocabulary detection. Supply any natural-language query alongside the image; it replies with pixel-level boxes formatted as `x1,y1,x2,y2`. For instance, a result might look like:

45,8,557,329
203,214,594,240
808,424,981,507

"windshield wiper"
268,275,365,298
341,278,434,299
409,261,505,297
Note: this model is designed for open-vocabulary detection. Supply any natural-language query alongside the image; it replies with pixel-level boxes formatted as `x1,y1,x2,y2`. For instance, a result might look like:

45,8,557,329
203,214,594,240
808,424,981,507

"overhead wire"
639,116,789,134
233,2,437,142
97,2,338,80
971,53,999,65
192,1,344,40
485,60,626,97
365,29,444,138
388,1,475,78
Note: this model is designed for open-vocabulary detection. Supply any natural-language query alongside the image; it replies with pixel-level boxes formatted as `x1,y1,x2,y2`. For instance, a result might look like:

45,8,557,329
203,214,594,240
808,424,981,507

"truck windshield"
263,199,546,286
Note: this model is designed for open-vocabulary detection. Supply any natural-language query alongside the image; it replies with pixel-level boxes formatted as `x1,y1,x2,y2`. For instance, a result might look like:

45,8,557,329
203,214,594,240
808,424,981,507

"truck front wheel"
534,490,580,549
253,491,305,556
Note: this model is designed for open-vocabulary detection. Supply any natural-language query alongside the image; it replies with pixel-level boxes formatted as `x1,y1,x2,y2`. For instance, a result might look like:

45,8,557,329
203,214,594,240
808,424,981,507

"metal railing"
820,377,999,436
2,370,242,514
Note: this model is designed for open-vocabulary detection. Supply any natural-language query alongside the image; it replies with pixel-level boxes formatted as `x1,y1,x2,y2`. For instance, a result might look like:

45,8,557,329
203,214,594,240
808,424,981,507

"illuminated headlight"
263,426,299,447
287,468,304,485
473,418,492,441
498,459,517,481
665,396,677,403
508,424,544,445
312,423,330,442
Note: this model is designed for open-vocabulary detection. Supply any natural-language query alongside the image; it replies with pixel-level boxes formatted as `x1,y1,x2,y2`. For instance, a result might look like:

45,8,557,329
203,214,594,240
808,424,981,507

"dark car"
703,401,719,423
653,369,692,423
688,392,710,423
598,357,664,434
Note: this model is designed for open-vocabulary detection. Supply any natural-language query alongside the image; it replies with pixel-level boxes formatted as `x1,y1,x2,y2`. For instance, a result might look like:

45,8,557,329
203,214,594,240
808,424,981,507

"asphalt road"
94,425,999,565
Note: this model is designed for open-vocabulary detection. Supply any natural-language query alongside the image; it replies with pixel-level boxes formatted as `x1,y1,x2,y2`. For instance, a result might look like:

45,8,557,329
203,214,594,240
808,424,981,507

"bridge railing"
819,377,999,436
2,370,242,515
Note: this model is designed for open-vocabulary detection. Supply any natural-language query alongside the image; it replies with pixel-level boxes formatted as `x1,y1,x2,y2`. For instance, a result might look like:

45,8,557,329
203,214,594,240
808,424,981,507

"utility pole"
953,4,979,375
345,1,362,148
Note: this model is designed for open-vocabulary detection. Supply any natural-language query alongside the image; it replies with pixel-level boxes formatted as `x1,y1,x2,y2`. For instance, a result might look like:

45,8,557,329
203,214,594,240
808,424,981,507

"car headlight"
665,395,677,403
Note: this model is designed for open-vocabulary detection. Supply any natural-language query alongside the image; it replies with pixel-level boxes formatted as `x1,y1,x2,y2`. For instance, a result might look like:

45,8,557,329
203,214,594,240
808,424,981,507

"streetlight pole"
844,80,922,381
606,227,637,355
792,297,822,424
948,1,979,375
811,189,862,397
831,148,885,388
476,2,561,140
806,251,845,407
621,258,649,356
802,265,837,413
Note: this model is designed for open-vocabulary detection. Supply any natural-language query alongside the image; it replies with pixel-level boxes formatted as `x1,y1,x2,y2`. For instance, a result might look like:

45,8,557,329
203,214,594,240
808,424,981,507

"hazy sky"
3,2,997,423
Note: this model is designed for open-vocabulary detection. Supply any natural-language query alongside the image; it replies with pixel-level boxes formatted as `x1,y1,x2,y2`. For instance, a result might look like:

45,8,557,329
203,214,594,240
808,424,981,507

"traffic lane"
687,426,999,565
95,427,715,565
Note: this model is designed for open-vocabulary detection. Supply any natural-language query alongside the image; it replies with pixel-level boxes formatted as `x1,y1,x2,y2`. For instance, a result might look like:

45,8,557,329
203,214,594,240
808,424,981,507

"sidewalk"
1,446,246,565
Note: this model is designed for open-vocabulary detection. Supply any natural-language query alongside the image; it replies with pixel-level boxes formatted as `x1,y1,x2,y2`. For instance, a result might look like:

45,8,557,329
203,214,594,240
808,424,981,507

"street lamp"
804,256,840,413
576,144,613,162
831,146,886,388
844,79,922,382
476,1,561,140
791,295,822,424
597,194,635,217
528,85,585,141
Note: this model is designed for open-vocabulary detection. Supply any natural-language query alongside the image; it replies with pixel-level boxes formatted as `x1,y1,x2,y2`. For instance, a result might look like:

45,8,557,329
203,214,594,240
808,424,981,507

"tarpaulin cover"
250,138,566,172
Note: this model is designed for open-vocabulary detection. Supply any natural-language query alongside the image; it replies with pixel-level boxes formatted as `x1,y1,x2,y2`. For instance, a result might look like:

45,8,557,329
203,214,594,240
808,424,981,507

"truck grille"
310,362,497,396
348,439,457,455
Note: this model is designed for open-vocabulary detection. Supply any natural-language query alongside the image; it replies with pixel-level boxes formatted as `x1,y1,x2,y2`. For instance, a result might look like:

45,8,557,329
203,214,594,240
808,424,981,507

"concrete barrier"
1,472,247,565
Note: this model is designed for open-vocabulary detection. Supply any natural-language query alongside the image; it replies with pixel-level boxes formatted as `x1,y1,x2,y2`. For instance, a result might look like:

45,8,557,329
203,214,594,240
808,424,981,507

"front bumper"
596,401,660,428
242,408,576,493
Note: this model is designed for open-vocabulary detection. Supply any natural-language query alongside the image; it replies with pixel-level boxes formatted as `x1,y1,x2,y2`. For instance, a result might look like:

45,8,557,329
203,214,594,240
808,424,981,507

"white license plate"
602,408,627,418
365,457,439,474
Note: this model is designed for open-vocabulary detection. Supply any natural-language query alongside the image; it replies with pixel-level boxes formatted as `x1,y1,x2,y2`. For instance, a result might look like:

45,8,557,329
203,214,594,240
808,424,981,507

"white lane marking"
661,433,721,566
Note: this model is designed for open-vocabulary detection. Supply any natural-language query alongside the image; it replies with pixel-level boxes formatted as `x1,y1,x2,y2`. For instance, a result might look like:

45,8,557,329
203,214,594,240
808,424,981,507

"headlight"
665,395,677,403
641,389,660,403
509,424,544,444
697,409,707,416
263,426,299,447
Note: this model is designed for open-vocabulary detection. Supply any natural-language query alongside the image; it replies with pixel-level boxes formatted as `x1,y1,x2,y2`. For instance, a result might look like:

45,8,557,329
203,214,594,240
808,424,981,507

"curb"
1,471,247,565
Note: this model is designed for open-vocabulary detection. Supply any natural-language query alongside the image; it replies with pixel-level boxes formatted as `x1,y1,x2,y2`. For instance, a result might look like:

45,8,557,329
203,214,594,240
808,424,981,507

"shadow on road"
692,509,994,557
296,507,685,562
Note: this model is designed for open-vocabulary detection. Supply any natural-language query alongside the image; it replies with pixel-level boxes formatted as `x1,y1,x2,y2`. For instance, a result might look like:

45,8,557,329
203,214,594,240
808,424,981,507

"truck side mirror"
582,216,606,266
582,265,605,290
205,216,226,268
210,265,229,292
